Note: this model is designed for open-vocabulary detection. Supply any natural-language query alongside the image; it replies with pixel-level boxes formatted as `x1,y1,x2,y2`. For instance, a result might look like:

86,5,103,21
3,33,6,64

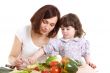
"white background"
0,0,110,73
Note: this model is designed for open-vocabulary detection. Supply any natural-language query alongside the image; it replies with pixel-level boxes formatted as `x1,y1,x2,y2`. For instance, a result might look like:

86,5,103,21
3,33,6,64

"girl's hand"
88,62,96,69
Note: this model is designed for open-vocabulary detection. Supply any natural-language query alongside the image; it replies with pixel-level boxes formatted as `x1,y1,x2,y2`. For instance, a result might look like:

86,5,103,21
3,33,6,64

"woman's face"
40,16,58,36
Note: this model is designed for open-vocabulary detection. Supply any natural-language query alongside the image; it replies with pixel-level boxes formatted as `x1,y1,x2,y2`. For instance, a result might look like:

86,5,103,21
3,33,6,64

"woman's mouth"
40,29,49,34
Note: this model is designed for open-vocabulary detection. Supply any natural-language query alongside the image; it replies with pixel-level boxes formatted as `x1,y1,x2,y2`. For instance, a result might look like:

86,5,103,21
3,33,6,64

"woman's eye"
42,19,48,24
50,24,55,27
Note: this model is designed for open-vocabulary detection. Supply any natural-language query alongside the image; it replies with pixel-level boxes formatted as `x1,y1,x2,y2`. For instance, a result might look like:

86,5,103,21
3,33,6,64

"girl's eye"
61,28,64,30
67,29,69,30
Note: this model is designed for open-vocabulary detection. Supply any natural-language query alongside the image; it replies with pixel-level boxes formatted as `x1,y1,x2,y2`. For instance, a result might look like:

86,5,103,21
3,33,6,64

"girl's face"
61,26,76,39
40,16,58,36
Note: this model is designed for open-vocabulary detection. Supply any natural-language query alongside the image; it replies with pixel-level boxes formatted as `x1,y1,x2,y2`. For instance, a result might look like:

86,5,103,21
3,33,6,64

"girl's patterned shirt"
44,37,90,61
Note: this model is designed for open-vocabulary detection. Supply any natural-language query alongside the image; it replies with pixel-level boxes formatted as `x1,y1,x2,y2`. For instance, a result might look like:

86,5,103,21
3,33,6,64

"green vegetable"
37,63,47,71
9,70,29,73
46,56,59,65
61,57,78,73
0,67,13,73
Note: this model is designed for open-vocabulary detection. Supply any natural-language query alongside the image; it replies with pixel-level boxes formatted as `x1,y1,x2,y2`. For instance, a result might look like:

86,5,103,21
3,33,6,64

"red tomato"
50,66,61,73
42,70,49,73
50,61,59,67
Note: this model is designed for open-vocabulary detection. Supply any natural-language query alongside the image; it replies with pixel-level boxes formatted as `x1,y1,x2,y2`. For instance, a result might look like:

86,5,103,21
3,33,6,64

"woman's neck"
31,30,50,47
32,30,48,39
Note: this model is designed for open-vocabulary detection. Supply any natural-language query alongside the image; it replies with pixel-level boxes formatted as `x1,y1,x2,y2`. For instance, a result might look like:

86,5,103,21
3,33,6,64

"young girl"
31,13,96,71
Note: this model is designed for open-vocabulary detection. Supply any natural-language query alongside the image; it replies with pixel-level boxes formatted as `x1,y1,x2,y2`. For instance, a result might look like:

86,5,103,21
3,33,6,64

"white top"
16,25,48,63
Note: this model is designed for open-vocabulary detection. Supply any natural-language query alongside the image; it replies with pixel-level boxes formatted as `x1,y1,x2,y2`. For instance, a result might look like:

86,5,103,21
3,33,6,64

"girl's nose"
63,29,67,32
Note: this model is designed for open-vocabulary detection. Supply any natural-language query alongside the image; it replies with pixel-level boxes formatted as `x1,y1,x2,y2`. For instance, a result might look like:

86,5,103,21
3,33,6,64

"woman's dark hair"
30,5,60,38
60,13,85,38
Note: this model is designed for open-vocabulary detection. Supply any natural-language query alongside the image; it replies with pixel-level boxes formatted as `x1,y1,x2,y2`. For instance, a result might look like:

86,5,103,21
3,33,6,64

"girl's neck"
63,37,74,40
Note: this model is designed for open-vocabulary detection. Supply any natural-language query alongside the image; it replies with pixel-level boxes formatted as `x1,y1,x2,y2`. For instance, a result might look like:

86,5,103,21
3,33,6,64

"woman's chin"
41,33,48,36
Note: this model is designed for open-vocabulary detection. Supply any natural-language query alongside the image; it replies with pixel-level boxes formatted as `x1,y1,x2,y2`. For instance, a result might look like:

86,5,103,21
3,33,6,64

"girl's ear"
74,29,78,37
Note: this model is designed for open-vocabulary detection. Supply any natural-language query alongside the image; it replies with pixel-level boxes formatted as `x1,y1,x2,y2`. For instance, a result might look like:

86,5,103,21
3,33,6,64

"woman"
8,4,60,69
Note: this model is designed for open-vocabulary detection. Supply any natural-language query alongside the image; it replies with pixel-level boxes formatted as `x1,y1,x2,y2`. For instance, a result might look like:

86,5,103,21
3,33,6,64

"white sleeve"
15,26,26,42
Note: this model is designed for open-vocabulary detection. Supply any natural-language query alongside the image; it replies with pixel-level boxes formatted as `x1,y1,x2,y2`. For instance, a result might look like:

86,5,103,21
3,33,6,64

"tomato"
50,61,59,67
42,70,49,73
50,66,61,73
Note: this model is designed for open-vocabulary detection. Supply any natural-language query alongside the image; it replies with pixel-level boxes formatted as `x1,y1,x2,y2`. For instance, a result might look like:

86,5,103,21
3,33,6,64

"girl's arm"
81,38,96,69
84,55,96,69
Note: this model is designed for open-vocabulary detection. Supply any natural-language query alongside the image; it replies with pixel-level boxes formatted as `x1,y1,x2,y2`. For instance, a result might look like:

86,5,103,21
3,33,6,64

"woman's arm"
8,36,23,65
28,39,58,64
28,48,45,64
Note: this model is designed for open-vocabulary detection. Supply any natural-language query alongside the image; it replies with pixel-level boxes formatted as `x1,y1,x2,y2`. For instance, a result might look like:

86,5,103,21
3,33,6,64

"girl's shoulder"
49,38,61,44
75,37,88,42
49,38,60,42
80,37,89,42
74,37,89,45
78,37,90,48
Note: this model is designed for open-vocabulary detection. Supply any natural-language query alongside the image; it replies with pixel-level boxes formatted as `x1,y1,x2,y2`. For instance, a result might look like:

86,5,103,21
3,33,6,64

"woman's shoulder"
16,25,31,34
22,25,31,32
15,25,31,42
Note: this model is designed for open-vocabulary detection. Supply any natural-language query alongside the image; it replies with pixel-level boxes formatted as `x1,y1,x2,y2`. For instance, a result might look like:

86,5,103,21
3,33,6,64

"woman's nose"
44,25,50,30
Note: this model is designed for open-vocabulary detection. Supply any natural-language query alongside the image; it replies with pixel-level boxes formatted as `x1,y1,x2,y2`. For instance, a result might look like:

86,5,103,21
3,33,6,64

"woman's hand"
28,48,45,64
14,57,30,69
14,57,24,67
28,55,37,64
15,57,24,66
